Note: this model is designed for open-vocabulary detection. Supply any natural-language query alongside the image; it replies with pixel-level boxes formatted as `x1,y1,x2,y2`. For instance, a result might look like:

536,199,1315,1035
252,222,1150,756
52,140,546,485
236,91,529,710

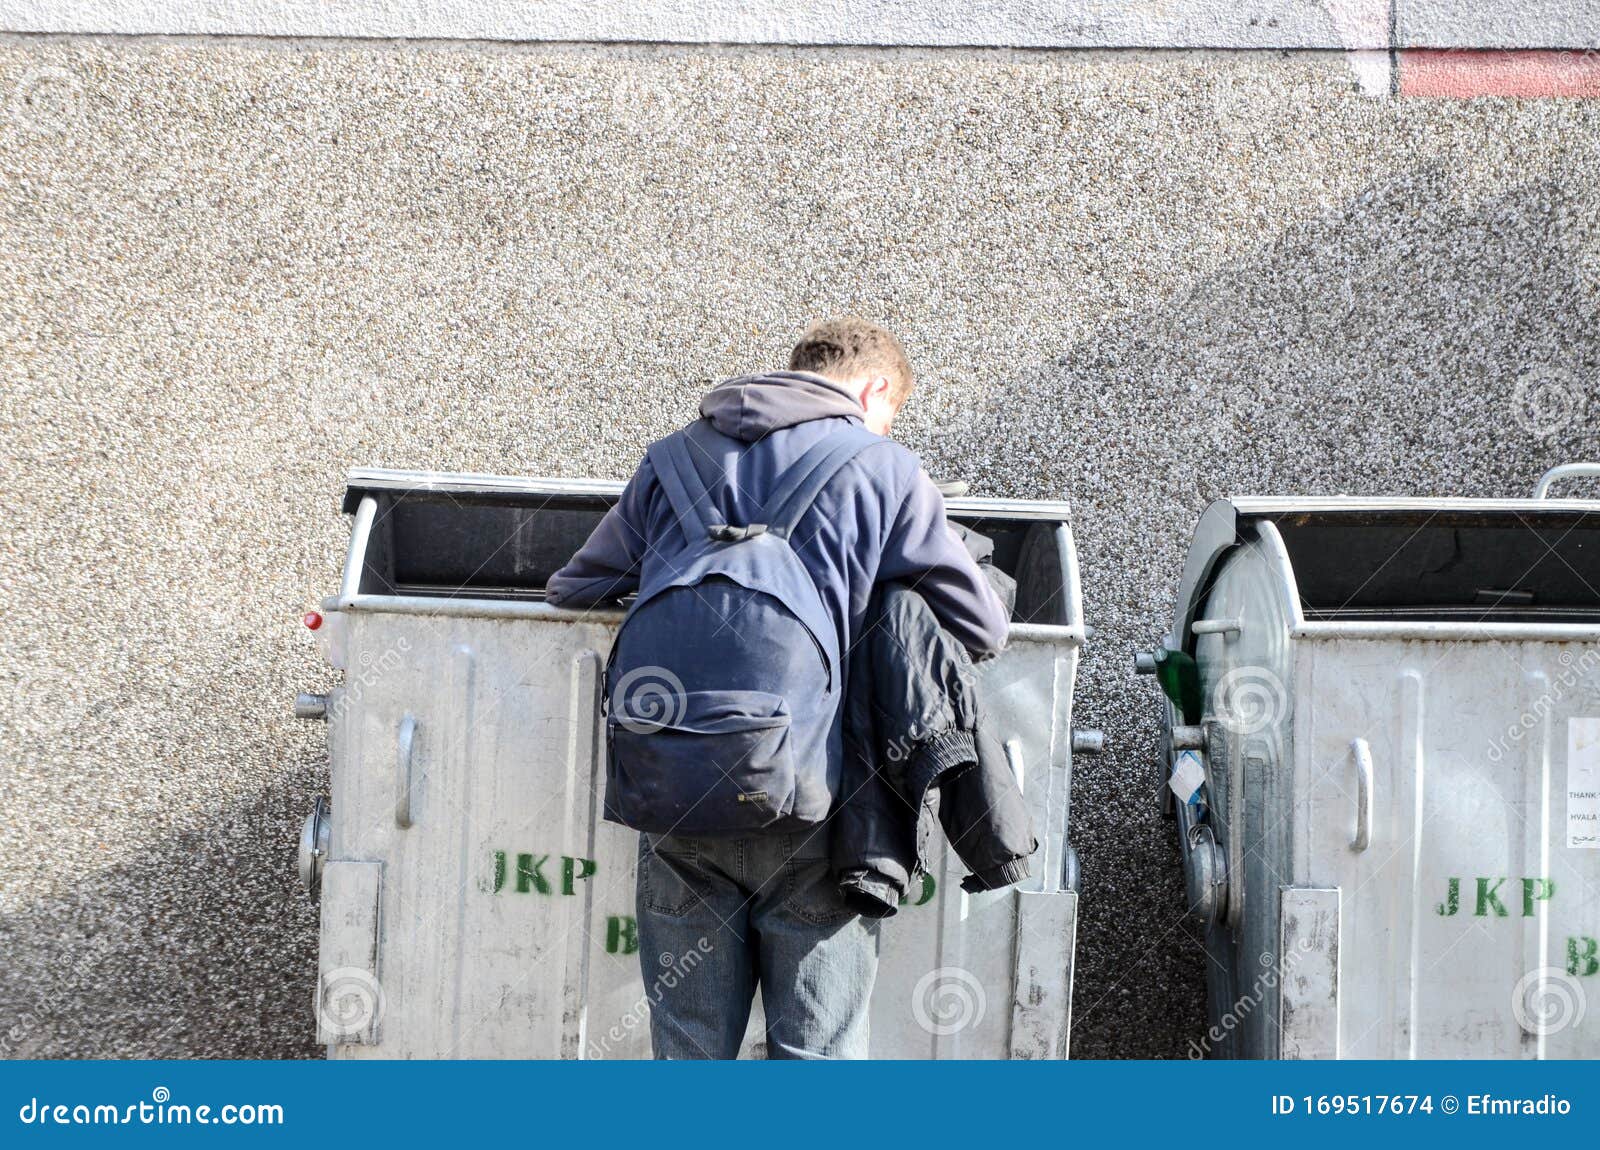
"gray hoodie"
546,371,1010,661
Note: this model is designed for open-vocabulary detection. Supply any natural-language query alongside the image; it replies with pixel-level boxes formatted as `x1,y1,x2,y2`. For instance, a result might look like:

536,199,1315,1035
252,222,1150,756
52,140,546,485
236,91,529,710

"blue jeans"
635,830,879,1059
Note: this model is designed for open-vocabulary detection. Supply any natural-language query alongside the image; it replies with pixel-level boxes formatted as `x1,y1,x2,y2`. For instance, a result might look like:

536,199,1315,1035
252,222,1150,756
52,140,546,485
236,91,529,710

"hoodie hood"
699,371,864,442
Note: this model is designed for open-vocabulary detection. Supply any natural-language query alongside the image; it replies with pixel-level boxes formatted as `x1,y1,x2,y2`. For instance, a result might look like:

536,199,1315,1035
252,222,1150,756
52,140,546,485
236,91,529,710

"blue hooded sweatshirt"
546,371,1010,665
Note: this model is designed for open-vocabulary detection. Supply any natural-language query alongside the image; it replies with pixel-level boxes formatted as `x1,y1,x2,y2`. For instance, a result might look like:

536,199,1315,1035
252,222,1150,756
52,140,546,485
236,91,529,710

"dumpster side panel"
325,611,649,1059
315,860,384,1046
1296,638,1600,1059
1278,886,1341,1059
1189,529,1297,1058
321,610,1080,1058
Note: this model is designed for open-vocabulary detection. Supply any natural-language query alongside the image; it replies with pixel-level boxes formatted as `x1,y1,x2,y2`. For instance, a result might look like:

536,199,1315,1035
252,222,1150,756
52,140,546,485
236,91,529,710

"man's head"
788,317,913,435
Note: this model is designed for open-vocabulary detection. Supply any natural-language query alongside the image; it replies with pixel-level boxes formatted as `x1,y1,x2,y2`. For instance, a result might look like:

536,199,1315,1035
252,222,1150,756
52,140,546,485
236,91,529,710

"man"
547,317,1009,1058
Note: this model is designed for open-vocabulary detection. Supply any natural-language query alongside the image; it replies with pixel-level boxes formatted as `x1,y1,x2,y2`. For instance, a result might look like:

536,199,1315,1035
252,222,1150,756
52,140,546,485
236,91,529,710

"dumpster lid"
1171,484,1600,642
342,466,1074,522
1222,461,1600,518
1227,495,1600,516
342,468,623,514
339,467,1080,626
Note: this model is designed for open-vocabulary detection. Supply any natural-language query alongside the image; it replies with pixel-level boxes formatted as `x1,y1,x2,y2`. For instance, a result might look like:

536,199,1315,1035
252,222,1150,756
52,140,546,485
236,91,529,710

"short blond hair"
788,317,913,406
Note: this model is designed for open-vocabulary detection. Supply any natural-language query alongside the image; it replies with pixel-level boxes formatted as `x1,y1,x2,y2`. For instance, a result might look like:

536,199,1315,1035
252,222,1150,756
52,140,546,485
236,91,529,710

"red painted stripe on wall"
1400,49,1600,98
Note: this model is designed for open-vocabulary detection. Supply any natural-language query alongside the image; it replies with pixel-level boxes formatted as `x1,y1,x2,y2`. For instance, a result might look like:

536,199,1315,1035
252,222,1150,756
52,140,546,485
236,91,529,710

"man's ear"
864,375,892,404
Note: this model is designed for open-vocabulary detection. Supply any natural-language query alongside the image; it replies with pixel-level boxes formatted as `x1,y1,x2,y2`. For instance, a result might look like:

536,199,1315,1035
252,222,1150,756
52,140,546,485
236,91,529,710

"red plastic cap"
302,611,323,631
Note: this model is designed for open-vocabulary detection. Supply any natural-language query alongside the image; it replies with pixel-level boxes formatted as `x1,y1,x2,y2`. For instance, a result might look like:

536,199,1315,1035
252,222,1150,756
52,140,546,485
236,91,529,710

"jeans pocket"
639,835,709,918
782,850,853,928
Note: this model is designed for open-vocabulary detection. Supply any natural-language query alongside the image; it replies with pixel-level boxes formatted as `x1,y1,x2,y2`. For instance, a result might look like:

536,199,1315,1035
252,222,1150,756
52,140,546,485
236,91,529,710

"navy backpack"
603,419,881,836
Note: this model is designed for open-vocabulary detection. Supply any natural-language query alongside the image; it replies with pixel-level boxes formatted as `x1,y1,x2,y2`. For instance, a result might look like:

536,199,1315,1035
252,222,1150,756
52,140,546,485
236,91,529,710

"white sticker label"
1170,749,1206,805
1568,718,1600,849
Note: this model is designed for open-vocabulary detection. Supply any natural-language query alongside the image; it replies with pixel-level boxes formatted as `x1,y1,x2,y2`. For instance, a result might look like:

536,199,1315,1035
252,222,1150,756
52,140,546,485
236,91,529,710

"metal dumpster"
1140,462,1600,1059
296,467,1096,1059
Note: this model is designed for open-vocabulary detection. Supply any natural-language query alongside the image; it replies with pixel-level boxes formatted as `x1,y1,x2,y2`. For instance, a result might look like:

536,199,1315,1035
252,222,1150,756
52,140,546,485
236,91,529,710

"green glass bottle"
1152,645,1202,725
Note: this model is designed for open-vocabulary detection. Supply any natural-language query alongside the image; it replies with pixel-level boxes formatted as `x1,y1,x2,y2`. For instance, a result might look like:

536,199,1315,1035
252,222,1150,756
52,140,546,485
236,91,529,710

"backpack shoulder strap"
760,426,884,538
645,429,717,543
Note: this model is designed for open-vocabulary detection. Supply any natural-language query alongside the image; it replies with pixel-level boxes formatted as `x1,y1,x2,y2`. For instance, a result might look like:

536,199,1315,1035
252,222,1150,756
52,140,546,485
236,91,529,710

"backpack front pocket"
608,689,796,835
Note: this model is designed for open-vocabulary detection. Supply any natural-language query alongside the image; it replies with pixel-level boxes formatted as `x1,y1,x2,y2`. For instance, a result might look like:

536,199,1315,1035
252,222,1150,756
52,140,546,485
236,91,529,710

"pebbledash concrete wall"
1,16,1598,1061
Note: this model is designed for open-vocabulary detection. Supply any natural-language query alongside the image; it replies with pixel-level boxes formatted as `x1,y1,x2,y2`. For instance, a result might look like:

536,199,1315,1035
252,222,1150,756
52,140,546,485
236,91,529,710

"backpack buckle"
707,523,768,543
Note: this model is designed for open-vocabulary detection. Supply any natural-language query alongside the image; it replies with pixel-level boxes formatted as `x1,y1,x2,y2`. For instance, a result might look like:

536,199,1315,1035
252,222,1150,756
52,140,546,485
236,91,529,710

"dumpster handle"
396,713,418,828
341,495,378,600
1349,738,1373,852
1533,462,1600,499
